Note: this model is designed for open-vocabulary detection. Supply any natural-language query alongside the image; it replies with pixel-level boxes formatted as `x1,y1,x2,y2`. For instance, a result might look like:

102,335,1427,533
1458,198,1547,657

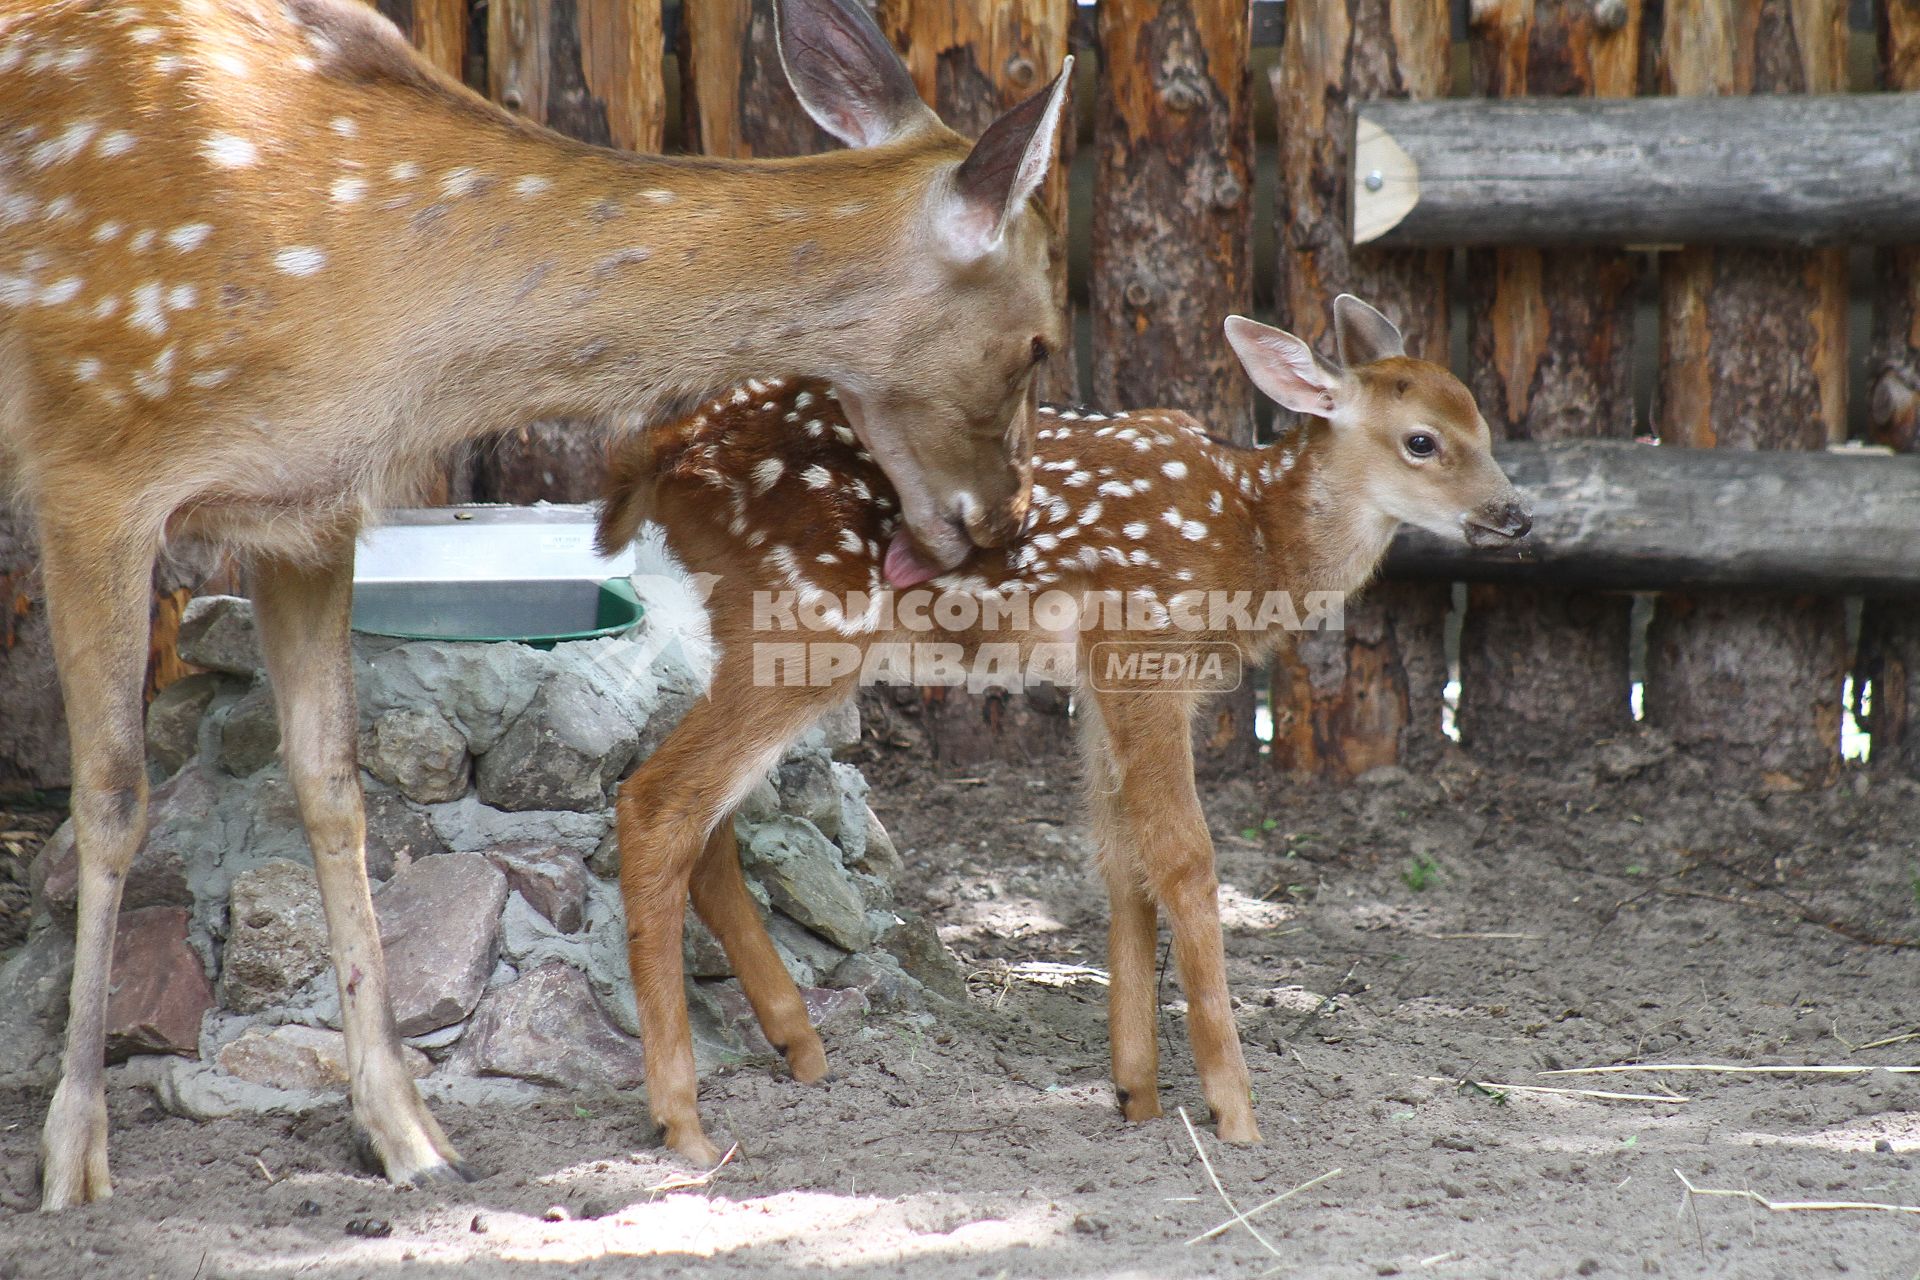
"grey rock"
827,951,923,1012
217,1024,429,1091
0,929,75,1085
811,700,862,759
484,842,588,933
376,853,508,1036
355,640,550,755
217,685,280,777
363,790,448,881
736,775,780,825
633,684,698,762
741,816,871,952
879,912,967,1001
361,707,470,804
830,763,871,862
776,753,841,839
106,905,213,1060
154,1058,333,1119
588,826,621,879
145,672,223,776
177,595,262,675
849,804,903,882
684,914,732,978
766,913,849,988
706,981,868,1058
448,961,645,1090
475,668,637,813
426,794,610,856
220,860,329,1014
33,763,208,922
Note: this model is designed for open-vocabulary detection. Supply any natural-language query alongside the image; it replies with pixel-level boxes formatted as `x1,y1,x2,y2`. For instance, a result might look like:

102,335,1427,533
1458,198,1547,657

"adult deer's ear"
940,57,1074,258
1331,293,1405,368
1224,316,1346,419
775,0,938,148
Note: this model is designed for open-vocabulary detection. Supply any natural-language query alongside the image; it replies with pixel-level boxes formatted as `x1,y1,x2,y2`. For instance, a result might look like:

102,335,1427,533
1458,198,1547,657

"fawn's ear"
941,57,1074,258
1332,293,1405,368
1225,316,1346,418
775,0,938,148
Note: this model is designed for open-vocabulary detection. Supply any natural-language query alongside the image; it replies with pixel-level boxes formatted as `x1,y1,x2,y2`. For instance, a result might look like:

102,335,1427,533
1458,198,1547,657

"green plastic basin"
351,577,644,650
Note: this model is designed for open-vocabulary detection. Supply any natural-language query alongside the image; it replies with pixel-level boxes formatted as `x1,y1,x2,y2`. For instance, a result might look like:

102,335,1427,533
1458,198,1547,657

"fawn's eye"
1030,336,1051,365
1404,432,1438,459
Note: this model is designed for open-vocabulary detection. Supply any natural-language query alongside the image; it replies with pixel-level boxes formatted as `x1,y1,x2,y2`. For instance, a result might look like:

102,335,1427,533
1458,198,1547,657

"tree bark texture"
1269,0,1452,780
475,0,666,504
1457,0,1641,768
373,0,470,82
1647,0,1849,786
680,0,842,158
1857,1,1920,775
1090,0,1255,774
862,1,1078,767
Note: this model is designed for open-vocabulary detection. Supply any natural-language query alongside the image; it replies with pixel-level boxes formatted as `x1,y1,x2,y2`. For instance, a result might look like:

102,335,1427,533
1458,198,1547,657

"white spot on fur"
1161,460,1188,480
330,117,358,138
95,130,137,159
188,366,235,390
132,344,177,400
514,175,551,199
274,246,327,276
165,283,197,311
1180,520,1207,541
72,357,101,382
31,120,98,168
200,133,258,169
166,222,212,252
801,465,831,490
129,26,161,44
92,294,120,319
128,282,167,335
751,457,784,495
330,176,367,205
38,276,82,306
440,167,481,198
390,161,422,182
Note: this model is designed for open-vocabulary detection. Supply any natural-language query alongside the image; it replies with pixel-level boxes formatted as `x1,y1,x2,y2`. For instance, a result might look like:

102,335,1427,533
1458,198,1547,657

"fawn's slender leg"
618,673,836,1165
690,818,829,1083
38,511,160,1210
252,539,472,1185
1094,690,1259,1143
1081,709,1161,1122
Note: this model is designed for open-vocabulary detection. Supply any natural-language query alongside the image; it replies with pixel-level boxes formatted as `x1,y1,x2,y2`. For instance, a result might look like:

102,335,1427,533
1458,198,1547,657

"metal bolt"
1593,0,1629,32
1364,169,1385,192
1006,55,1037,89
1124,280,1152,309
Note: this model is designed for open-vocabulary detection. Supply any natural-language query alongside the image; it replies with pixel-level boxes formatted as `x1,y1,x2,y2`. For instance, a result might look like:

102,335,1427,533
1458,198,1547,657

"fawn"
2,0,1069,1207
596,295,1533,1163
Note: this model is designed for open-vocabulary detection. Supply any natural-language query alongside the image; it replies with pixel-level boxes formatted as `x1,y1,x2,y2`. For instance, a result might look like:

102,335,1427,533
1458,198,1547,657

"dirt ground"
2,738,1917,1279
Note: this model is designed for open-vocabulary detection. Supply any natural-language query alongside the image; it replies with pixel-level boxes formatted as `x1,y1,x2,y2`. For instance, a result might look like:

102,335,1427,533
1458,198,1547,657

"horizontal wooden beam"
1353,94,1920,248
1384,441,1920,597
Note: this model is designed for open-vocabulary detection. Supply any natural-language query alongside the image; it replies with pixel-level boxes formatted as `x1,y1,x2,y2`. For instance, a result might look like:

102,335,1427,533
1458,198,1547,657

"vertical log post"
1645,0,1849,787
1455,0,1641,766
867,0,1077,766
1857,2,1920,774
680,0,840,159
1269,0,1452,780
478,0,666,503
1090,0,1255,773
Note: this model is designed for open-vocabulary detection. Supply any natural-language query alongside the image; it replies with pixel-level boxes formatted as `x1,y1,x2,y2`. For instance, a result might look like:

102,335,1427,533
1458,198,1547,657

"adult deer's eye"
1404,432,1438,459
1030,336,1051,365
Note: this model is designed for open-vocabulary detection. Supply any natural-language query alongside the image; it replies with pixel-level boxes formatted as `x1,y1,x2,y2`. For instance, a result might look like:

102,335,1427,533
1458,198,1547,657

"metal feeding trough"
351,505,642,649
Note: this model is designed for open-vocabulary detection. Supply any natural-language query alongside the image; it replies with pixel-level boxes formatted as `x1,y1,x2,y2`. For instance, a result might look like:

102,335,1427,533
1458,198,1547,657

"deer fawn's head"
771,0,1070,573
1225,296,1531,550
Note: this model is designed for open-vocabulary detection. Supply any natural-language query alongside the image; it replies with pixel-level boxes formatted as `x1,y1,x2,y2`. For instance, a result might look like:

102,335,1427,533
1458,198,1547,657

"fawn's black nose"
1496,500,1532,539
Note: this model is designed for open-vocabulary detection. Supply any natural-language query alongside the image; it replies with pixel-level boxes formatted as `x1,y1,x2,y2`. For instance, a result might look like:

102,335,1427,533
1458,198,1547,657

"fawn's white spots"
31,120,98,169
1033,533,1059,553
42,196,78,223
95,130,137,160
1208,491,1224,515
128,282,168,335
165,284,197,311
92,221,122,244
514,175,551,199
730,389,751,406
274,246,327,276
188,366,235,390
440,167,482,198
153,53,185,76
390,161,422,181
751,457,784,495
209,51,248,78
1129,548,1152,566
129,26,161,44
132,344,177,400
801,465,832,490
1180,520,1208,541
1078,501,1103,526
1098,480,1132,499
92,294,120,319
1063,470,1091,488
72,357,101,383
794,391,815,410
1131,477,1152,493
1161,460,1188,480
847,478,871,502
166,222,212,252
201,133,258,169
0,273,30,308
836,528,864,556
330,117,358,138
38,276,82,306
642,189,675,205
331,176,367,205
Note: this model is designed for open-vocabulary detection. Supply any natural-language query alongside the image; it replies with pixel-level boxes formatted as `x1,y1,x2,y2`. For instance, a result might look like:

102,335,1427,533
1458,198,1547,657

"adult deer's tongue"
884,530,944,589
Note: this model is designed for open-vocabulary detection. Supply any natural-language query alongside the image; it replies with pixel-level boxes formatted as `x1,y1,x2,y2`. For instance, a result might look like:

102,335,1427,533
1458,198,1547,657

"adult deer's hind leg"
37,509,161,1209
251,538,472,1185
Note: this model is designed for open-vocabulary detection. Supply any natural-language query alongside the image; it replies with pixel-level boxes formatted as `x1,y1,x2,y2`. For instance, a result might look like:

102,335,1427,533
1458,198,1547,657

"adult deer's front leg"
38,514,159,1209
1096,691,1259,1143
252,540,472,1185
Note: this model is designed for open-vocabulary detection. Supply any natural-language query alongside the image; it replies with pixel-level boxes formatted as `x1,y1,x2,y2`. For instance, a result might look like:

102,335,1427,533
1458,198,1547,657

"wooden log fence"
9,1,1920,793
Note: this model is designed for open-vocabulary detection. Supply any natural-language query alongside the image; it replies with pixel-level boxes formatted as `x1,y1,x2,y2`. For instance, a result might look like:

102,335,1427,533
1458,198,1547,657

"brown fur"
601,341,1528,1164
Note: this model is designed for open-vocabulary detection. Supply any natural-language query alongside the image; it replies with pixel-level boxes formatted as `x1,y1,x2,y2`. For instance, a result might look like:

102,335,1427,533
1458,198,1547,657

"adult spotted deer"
597,296,1532,1164
2,0,1069,1208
